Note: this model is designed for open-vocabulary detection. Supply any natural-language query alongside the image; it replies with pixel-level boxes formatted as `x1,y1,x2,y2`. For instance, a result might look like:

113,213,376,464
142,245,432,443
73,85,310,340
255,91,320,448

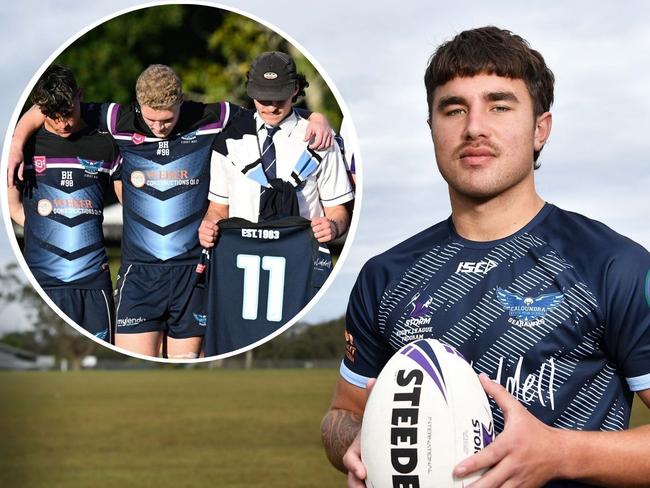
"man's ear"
534,111,552,152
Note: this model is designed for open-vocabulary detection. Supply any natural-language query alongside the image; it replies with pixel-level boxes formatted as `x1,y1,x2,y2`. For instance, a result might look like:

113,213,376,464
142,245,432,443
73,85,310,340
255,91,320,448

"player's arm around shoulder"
321,376,371,479
298,110,334,150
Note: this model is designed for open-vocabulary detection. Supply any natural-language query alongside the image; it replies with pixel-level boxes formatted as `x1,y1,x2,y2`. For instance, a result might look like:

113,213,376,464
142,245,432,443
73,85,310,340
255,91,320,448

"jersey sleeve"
204,101,240,130
82,102,109,132
341,258,393,388
208,148,230,205
316,144,354,208
602,241,650,391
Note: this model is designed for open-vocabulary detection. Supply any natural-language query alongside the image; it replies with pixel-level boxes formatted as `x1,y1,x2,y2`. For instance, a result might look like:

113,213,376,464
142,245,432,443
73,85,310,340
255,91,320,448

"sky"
1,0,649,336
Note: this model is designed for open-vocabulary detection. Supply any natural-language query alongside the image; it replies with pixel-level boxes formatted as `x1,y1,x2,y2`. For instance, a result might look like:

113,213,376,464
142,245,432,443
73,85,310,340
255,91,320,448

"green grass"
0,369,345,488
0,369,648,487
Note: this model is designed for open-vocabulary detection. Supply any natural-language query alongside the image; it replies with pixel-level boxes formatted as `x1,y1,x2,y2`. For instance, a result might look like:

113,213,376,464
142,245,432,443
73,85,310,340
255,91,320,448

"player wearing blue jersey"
321,27,650,488
9,64,334,359
8,65,121,342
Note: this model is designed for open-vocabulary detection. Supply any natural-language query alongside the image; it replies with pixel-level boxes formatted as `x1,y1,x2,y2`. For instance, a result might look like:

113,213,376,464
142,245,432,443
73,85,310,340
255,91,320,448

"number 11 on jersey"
237,254,287,322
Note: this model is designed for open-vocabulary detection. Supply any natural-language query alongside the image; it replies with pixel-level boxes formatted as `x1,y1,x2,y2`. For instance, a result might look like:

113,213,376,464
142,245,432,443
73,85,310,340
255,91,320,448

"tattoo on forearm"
321,409,362,472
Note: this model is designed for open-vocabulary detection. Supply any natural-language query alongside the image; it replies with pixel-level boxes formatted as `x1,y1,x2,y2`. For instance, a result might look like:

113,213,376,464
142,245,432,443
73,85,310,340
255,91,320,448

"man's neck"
449,178,545,242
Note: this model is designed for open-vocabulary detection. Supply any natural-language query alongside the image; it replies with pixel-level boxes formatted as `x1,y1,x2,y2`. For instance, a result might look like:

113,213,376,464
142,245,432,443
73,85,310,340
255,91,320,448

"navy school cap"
247,51,297,101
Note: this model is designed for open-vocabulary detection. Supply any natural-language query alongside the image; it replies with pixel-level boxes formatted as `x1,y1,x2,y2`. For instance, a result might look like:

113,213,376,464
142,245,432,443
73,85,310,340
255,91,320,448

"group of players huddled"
7,51,354,359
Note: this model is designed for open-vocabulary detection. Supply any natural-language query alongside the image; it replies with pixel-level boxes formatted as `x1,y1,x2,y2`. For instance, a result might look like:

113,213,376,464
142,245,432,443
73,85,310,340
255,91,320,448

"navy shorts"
114,264,206,339
45,287,114,343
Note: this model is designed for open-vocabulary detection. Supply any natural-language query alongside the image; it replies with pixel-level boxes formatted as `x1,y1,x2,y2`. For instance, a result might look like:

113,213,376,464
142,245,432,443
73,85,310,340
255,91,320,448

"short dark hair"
424,26,554,163
293,73,309,102
425,26,554,119
30,64,79,119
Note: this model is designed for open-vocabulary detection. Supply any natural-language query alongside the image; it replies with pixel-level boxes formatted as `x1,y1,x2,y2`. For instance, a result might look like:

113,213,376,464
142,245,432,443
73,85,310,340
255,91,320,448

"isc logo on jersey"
455,259,497,274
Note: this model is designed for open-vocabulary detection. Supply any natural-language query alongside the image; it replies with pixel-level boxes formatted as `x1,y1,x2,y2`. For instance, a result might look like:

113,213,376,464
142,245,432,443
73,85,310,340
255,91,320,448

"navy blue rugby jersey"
85,101,238,264
20,125,120,289
342,204,650,437
204,217,332,356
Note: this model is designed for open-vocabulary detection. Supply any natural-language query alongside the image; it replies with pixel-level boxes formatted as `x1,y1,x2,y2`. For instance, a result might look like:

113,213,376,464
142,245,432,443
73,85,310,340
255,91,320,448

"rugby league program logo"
496,287,564,328
131,133,146,145
405,291,434,325
33,156,47,174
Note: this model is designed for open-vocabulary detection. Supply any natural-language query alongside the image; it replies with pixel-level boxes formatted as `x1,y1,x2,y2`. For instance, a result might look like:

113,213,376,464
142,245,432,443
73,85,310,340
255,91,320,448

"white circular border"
0,0,363,364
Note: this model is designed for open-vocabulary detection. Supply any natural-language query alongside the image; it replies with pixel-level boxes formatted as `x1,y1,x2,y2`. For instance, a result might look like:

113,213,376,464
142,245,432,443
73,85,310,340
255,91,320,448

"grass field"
0,369,648,488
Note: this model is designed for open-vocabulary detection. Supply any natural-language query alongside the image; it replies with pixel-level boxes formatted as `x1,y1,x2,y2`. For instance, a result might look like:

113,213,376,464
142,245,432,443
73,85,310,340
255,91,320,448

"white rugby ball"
360,339,494,488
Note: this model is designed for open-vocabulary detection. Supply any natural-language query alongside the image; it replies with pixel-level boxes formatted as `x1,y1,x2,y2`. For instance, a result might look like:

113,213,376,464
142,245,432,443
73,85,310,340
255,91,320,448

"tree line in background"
0,262,346,367
23,4,342,129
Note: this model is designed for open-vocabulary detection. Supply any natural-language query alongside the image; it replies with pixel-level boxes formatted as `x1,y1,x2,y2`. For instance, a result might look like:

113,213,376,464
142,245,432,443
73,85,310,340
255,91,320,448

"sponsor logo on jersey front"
133,168,198,190
490,356,557,410
132,133,146,145
34,156,47,174
496,287,564,328
456,259,498,274
37,199,53,216
130,171,146,188
38,198,100,217
78,157,102,176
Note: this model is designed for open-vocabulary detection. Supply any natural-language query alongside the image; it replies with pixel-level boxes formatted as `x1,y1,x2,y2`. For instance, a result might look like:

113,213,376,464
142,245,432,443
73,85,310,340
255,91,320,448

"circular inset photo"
2,2,358,361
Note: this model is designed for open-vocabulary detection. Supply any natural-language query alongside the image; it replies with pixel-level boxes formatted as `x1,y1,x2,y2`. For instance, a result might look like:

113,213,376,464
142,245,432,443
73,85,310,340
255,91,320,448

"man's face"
254,94,294,127
140,101,182,138
429,73,551,200
43,92,82,138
